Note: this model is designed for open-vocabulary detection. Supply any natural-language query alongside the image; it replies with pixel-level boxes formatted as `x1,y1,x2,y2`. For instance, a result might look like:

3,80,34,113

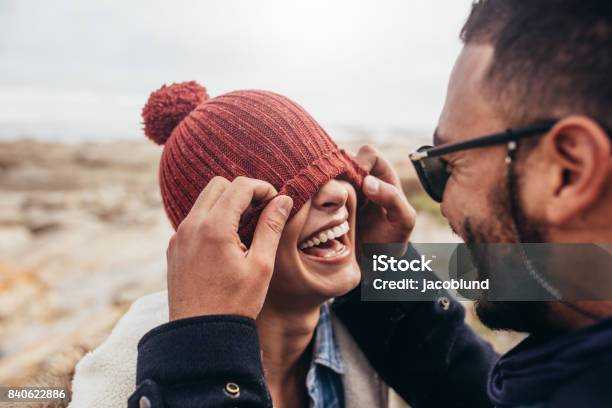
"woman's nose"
312,179,349,211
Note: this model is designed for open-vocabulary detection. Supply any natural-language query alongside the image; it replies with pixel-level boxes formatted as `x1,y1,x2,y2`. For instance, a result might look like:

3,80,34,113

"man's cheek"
441,187,466,227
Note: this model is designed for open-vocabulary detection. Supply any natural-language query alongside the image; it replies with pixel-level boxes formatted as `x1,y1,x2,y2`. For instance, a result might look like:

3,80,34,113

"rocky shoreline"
0,140,172,387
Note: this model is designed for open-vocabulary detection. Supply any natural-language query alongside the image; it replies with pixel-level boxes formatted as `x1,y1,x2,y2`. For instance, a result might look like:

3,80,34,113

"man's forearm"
130,299,496,408
129,315,272,408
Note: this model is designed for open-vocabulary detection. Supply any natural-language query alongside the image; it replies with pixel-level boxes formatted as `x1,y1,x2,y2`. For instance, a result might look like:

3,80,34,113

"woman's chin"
304,261,361,299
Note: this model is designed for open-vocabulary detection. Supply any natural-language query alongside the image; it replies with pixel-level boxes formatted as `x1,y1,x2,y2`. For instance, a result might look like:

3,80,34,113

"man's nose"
312,179,349,212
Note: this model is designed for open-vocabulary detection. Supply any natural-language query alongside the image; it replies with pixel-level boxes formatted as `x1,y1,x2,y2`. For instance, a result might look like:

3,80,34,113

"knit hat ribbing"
142,82,366,245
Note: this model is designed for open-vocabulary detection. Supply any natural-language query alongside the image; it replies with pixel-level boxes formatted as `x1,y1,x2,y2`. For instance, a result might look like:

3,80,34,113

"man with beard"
129,1,612,407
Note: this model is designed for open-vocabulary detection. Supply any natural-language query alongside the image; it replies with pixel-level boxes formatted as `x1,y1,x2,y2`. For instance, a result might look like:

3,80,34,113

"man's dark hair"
461,0,612,131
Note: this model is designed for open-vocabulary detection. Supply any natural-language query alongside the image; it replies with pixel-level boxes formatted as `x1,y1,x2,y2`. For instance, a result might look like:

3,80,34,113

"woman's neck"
256,300,321,408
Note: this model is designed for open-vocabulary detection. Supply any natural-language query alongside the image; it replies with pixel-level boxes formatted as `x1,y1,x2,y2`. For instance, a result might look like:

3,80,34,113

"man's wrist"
169,306,256,321
137,314,263,382
131,315,271,407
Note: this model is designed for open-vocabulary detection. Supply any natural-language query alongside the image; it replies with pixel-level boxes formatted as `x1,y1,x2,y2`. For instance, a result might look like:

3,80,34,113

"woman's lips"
302,236,345,257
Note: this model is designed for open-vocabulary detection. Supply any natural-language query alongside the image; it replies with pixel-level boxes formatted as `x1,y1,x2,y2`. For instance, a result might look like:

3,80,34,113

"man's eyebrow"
433,128,446,146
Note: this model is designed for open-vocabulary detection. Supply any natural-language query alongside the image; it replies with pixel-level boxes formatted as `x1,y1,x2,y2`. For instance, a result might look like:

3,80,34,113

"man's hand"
166,176,293,321
354,145,416,248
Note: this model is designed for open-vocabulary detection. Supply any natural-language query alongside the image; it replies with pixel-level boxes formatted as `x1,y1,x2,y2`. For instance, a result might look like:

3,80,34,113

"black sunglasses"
409,120,557,203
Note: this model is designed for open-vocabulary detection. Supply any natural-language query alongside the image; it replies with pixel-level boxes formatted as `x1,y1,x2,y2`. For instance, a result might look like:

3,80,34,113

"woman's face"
268,178,361,307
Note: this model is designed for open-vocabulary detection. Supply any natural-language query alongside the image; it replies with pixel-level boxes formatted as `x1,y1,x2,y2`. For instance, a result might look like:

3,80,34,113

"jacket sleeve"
128,315,272,408
333,248,498,408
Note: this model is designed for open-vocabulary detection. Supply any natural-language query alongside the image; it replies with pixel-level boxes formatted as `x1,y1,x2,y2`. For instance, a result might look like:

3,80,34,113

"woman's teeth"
299,221,349,249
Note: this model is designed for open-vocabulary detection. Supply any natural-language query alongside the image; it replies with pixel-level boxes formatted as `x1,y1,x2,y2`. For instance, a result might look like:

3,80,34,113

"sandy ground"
0,139,522,398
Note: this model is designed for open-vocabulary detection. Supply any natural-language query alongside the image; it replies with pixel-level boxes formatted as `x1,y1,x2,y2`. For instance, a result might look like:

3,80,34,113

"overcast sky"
0,0,472,142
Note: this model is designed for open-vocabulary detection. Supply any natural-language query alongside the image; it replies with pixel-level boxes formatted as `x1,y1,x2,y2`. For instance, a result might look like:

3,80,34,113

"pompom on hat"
142,81,366,245
142,81,209,145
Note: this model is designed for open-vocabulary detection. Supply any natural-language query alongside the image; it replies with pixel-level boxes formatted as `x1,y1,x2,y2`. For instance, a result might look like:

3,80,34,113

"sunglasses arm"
409,120,558,162
409,151,429,161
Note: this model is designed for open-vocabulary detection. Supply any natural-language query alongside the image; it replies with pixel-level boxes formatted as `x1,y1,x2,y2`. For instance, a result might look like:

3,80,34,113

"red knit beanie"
142,81,366,245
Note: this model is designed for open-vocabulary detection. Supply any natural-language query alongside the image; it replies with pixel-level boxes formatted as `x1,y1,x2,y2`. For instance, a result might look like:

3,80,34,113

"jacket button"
437,296,450,310
224,382,240,398
139,396,151,408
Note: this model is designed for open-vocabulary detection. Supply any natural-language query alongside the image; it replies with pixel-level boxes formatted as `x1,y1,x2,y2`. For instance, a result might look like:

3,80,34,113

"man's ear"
543,115,610,224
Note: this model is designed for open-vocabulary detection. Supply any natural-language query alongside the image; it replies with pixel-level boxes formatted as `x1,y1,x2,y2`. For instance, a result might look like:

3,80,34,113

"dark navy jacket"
130,291,612,408
128,291,496,408
128,290,612,408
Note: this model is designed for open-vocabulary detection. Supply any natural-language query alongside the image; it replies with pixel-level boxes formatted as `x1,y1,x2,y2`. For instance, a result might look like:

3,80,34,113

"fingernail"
364,175,379,193
277,196,293,217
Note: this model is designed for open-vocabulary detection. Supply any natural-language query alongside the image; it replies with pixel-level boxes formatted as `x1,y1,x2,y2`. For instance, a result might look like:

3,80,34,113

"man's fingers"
186,176,231,220
248,195,293,271
363,175,416,229
353,144,377,171
355,145,401,187
166,233,176,260
211,177,279,228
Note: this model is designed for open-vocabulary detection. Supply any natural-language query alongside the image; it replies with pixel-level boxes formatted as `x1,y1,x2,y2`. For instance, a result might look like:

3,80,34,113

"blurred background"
0,0,522,399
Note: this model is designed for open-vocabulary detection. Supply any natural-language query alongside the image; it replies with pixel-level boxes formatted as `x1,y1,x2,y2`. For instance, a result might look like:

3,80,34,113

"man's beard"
462,160,553,334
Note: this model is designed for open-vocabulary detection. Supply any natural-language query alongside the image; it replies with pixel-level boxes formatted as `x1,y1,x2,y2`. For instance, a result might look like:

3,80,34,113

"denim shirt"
305,302,345,408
